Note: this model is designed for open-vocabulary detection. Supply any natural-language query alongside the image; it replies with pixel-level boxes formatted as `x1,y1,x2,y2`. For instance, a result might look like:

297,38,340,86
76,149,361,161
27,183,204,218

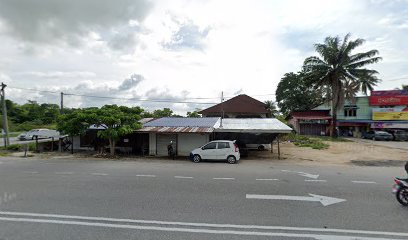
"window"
217,142,230,149
344,108,357,117
203,142,217,150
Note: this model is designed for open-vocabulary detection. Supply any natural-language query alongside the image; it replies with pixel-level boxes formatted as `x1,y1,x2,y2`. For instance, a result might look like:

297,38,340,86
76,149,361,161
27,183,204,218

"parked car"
189,140,240,164
18,129,60,141
362,130,393,141
245,144,271,151
392,130,408,141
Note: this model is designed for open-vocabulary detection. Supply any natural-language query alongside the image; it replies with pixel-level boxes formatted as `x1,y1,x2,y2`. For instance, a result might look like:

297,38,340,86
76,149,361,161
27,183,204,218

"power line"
63,93,218,104
7,86,60,94
7,85,276,104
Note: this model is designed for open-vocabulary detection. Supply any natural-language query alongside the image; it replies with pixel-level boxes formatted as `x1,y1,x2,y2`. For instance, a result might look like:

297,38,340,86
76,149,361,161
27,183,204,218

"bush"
285,133,329,150
0,144,21,151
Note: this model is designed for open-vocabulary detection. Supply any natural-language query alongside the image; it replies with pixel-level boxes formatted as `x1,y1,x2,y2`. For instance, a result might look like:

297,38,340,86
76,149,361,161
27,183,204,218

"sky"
0,0,407,115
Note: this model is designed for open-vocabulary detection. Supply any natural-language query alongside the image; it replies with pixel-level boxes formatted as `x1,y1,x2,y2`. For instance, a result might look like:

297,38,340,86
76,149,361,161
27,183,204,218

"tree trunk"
109,137,115,155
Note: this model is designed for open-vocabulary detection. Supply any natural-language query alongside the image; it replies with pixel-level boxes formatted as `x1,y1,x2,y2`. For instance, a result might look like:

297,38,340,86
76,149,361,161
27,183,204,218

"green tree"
303,34,381,137
264,100,278,118
275,72,325,116
57,105,142,155
94,105,142,155
57,108,96,153
186,110,201,118
153,108,173,118
402,85,408,90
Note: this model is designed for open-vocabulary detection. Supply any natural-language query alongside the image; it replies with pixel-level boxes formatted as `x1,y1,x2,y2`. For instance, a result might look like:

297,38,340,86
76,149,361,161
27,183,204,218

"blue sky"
0,0,407,114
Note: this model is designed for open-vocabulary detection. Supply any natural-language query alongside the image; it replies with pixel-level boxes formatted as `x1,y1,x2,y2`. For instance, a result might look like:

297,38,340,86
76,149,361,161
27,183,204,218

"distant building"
199,94,268,118
314,96,372,137
287,110,332,136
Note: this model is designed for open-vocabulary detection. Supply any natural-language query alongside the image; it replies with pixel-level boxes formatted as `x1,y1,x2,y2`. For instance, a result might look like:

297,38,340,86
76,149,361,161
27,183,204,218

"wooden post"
24,144,28,157
271,141,273,153
71,136,74,154
277,135,280,160
35,136,39,152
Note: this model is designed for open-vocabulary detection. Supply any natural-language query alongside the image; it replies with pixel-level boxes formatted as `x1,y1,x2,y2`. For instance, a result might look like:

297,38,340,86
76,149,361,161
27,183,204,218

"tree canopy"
302,34,381,137
275,72,325,116
57,105,143,155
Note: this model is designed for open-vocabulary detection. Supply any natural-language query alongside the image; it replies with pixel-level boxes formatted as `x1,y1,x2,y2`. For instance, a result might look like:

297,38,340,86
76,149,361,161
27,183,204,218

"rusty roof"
137,126,214,133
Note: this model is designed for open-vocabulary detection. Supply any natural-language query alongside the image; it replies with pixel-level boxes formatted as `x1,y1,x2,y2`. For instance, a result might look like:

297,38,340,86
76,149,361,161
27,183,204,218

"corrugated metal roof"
214,118,292,133
144,117,220,127
137,126,214,133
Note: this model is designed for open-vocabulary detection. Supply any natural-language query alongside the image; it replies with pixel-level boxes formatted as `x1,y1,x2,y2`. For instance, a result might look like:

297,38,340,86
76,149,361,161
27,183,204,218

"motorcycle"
393,177,408,206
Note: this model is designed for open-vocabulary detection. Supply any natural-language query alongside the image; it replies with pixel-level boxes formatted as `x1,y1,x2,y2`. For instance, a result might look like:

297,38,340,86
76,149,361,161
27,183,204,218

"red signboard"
369,90,408,106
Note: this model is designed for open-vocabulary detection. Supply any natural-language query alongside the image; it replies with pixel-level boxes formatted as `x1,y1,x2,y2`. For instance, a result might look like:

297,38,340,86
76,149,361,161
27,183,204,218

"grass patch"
0,151,9,156
283,133,329,150
312,136,352,142
0,144,22,151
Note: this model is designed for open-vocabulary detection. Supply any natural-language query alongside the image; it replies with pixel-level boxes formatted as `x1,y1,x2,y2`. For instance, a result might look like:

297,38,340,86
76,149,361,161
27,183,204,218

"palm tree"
264,100,278,117
303,34,381,137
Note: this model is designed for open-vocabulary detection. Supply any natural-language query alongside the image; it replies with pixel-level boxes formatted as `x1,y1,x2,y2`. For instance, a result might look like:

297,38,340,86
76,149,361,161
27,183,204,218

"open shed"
212,118,293,157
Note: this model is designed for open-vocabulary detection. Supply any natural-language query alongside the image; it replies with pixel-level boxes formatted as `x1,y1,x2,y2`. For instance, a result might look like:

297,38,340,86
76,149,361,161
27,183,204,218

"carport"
212,118,292,158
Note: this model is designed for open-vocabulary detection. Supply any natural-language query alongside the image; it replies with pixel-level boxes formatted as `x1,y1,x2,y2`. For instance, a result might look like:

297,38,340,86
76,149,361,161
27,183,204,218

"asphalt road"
0,157,407,239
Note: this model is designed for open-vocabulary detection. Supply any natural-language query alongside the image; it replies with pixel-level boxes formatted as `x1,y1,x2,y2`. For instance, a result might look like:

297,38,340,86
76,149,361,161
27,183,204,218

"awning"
214,118,292,133
295,116,332,120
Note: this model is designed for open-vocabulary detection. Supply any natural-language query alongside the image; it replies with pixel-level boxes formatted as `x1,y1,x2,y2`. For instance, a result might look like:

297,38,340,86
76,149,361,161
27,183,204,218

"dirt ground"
249,140,408,166
5,139,408,167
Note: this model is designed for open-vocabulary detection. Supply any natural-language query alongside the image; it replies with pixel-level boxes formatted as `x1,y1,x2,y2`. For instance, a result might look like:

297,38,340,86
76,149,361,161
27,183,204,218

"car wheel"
192,154,201,163
257,145,265,151
227,156,237,164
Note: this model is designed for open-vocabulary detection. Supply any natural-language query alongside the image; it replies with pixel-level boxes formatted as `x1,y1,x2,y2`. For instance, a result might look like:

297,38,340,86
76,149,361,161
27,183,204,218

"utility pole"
220,91,224,128
1,82,10,147
60,92,64,114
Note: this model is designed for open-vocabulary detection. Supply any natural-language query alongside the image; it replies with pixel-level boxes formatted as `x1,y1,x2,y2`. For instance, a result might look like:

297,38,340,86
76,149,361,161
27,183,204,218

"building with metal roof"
140,117,292,157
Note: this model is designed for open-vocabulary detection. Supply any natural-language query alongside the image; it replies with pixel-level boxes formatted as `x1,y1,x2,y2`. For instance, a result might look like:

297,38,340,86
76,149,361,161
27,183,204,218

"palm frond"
349,50,380,64
346,57,382,69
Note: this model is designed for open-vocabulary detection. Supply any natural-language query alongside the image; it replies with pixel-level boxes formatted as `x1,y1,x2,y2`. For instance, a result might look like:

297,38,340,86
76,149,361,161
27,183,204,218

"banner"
372,111,408,120
371,122,408,129
370,90,408,106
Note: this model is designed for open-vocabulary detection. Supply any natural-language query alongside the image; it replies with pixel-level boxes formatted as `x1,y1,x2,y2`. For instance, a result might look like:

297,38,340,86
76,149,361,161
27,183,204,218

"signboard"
369,90,408,106
371,122,408,129
372,107,408,120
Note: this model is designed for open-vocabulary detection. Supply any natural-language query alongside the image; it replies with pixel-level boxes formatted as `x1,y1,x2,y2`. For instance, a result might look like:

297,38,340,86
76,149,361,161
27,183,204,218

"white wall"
177,133,209,156
149,133,156,155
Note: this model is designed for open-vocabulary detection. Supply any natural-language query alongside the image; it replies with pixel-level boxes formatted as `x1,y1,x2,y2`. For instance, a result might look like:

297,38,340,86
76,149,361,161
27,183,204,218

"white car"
18,129,60,141
189,140,240,164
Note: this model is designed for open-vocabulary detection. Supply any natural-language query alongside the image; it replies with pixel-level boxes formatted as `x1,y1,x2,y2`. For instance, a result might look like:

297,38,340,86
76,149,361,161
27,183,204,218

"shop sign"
371,122,408,129
369,90,408,106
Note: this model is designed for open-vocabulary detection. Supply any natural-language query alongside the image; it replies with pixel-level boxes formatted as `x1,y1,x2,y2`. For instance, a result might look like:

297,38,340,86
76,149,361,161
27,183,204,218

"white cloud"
0,0,408,115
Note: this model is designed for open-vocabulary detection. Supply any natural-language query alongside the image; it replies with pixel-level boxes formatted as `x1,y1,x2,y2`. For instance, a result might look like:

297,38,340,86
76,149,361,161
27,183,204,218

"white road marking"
91,173,108,176
352,181,377,184
281,170,320,179
136,174,156,177
0,211,407,238
55,172,74,175
23,171,39,174
213,177,235,180
298,172,320,179
305,180,327,182
256,179,279,181
246,194,346,206
174,176,193,179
